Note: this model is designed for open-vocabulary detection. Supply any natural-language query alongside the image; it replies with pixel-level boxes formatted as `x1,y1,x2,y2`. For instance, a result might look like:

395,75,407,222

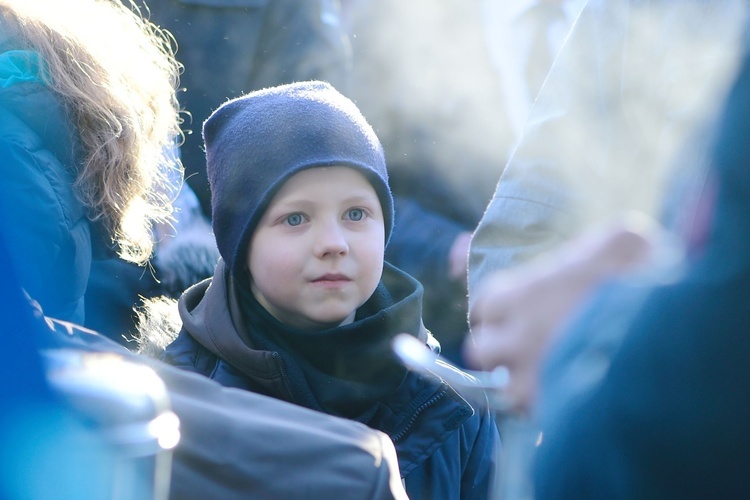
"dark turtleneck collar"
234,262,425,419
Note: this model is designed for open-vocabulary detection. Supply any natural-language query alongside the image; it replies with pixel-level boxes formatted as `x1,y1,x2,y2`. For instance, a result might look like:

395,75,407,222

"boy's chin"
293,311,356,331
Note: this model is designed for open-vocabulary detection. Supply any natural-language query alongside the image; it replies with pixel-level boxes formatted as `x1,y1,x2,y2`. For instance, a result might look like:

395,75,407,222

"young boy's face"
247,166,385,330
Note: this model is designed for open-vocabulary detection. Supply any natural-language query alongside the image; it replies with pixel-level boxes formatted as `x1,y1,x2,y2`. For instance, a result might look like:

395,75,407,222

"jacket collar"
178,259,283,381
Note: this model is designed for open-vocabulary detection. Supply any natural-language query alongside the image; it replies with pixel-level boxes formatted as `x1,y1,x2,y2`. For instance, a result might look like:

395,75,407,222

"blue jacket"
162,260,498,499
0,36,108,323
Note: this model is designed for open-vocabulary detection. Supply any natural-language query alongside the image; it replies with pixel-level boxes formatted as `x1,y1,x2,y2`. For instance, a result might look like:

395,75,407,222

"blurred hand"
465,215,658,413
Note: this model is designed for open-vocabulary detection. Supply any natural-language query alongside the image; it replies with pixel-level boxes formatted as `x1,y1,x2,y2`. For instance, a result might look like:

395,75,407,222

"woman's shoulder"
0,48,79,184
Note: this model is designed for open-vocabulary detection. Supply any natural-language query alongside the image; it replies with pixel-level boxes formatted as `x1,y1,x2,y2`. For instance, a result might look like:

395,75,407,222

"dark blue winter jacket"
162,260,499,499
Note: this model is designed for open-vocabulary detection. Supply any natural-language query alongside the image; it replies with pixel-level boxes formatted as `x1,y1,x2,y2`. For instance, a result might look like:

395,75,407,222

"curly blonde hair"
0,0,183,264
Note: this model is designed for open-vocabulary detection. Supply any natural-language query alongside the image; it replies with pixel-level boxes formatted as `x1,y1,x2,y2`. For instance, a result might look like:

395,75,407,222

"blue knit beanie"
204,81,394,274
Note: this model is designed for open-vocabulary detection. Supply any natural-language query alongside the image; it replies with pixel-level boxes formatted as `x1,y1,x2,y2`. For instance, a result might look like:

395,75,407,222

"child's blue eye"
347,208,364,221
286,213,304,226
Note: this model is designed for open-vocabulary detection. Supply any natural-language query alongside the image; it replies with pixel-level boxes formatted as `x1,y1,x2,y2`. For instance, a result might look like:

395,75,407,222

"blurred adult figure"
0,0,180,325
536,42,750,496
466,0,749,497
467,28,750,497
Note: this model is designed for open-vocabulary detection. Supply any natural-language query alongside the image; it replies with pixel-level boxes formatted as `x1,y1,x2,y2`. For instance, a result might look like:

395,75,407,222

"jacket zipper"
392,391,446,443
271,352,295,402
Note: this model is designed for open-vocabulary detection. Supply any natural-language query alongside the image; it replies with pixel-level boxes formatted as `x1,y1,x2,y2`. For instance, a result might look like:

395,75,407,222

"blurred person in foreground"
466,10,750,499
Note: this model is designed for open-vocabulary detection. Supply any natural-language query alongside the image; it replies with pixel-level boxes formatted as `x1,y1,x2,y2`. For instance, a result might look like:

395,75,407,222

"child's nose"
314,220,349,257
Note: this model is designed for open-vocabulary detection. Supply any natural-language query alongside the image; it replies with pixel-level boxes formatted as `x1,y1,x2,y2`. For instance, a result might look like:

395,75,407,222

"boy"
161,81,498,498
